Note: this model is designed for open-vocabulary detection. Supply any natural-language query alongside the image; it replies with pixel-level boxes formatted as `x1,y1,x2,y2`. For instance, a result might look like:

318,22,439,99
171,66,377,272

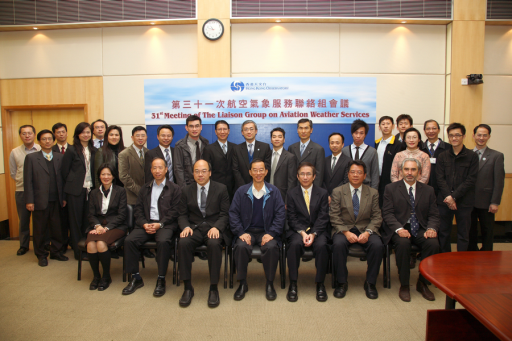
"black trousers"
234,230,279,281
469,207,495,251
286,232,330,282
15,191,32,249
391,226,439,286
32,201,63,259
332,231,383,285
67,188,89,259
125,227,175,277
438,205,472,253
59,204,70,253
178,225,223,284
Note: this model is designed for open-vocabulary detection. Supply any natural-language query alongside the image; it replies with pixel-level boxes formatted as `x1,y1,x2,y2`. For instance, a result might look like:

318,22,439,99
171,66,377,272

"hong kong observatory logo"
230,81,245,92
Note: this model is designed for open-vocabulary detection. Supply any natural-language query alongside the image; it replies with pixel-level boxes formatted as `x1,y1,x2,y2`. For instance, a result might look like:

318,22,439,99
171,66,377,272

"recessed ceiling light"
275,20,281,23
401,21,407,23
150,22,155,25
33,27,38,30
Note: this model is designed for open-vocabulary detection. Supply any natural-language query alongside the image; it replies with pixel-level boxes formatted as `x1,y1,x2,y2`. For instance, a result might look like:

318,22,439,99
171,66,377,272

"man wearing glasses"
436,123,479,253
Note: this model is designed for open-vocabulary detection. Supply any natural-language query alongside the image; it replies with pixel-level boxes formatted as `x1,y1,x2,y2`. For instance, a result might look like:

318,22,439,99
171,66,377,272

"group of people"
10,114,505,307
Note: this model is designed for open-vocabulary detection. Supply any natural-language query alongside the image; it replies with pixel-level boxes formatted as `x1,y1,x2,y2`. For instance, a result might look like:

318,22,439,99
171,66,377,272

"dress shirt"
271,147,283,167
150,179,166,221
252,184,267,199
159,144,172,160
377,136,392,175
187,136,201,164
83,147,93,189
246,140,256,153
92,138,104,149
132,144,144,157
56,143,68,153
404,180,416,200
331,152,342,169
99,185,113,215
42,150,53,161
351,143,368,158
197,181,210,209
425,139,440,156
300,139,311,153
9,144,40,179
349,183,362,203
473,146,487,161
217,140,228,153
298,184,314,234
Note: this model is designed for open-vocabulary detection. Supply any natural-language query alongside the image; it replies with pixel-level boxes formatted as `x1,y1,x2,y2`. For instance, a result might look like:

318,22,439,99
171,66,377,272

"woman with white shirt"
390,127,431,184
86,164,128,291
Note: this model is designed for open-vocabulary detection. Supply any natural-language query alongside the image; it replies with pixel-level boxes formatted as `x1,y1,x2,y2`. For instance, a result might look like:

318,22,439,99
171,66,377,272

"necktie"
45,154,51,161
331,156,337,171
304,189,310,214
270,151,278,184
61,146,65,154
477,150,483,161
99,140,103,147
222,144,227,154
354,146,360,160
139,149,144,160
248,144,253,157
165,148,174,182
409,187,419,237
200,186,206,217
195,141,201,162
430,143,435,157
300,144,305,156
352,188,359,219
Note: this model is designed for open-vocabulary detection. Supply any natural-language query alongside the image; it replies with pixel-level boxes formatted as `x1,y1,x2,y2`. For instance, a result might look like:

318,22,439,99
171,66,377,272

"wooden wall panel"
496,178,512,221
0,174,7,221
453,0,486,21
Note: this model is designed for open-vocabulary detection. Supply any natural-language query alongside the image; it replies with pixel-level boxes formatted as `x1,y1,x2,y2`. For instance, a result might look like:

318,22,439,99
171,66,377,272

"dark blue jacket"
229,182,285,244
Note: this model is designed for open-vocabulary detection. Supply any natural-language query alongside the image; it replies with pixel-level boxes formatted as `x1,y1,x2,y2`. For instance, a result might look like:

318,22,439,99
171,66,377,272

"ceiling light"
275,20,281,23
401,21,406,23
33,27,38,30
150,22,155,25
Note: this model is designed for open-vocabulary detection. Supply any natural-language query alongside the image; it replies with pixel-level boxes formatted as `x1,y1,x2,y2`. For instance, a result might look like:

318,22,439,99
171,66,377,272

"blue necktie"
300,144,305,156
429,143,435,157
409,187,419,237
165,149,174,182
248,144,254,162
352,188,359,219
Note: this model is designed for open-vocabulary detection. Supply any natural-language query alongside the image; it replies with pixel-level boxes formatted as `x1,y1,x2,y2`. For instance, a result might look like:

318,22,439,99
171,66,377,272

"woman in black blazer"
94,125,125,188
86,164,128,291
62,122,97,261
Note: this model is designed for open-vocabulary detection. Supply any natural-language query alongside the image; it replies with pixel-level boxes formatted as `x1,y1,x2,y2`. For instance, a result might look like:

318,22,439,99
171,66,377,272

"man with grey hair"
381,158,440,302
232,120,272,189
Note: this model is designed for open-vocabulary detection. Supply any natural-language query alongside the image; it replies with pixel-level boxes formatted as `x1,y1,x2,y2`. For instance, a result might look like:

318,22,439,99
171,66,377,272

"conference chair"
132,238,178,285
384,243,420,289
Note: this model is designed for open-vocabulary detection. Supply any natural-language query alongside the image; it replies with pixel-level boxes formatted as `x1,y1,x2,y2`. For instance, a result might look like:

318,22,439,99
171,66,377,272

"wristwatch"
366,229,373,235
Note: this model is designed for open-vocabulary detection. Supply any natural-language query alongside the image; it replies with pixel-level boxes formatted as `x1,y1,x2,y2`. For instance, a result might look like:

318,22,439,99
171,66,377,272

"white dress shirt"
252,184,266,199
396,180,417,232
271,147,283,168
425,139,440,156
331,152,342,169
300,139,311,153
349,183,362,203
217,140,228,153
56,142,68,154
377,136,392,175
197,181,210,208
150,179,166,221
351,143,368,158
159,144,172,159
99,185,113,215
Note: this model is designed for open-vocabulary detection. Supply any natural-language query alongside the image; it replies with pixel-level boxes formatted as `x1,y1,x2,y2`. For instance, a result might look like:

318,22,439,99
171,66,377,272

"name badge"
430,158,436,164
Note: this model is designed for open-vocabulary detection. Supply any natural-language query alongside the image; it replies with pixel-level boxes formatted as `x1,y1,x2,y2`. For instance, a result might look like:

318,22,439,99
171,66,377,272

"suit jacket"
61,145,96,196
232,140,272,189
323,153,350,195
329,183,382,237
286,185,329,237
381,181,440,245
288,140,325,187
87,185,128,233
52,143,68,155
144,146,175,184
375,135,402,199
420,139,451,196
267,149,297,203
174,134,209,189
119,144,149,205
342,145,380,190
134,179,181,230
24,151,64,210
202,141,236,198
474,147,505,209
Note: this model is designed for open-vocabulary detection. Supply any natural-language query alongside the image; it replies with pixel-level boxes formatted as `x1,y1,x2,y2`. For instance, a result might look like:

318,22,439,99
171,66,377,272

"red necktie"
61,146,65,154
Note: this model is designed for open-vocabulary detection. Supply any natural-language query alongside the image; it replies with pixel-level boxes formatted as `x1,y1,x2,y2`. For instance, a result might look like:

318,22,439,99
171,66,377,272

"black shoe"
90,277,101,290
266,282,277,301
44,244,51,252
364,281,378,299
333,282,348,298
38,257,48,267
316,282,328,302
143,249,155,258
360,256,367,261
234,283,248,301
122,278,144,295
179,288,194,307
50,253,69,261
17,247,29,256
286,282,298,302
208,290,220,308
153,278,166,297
98,277,112,291
111,252,119,259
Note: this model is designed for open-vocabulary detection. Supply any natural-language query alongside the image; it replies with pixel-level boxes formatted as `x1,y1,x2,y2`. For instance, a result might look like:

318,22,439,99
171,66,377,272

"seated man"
178,160,231,308
382,158,440,302
286,162,330,302
122,158,181,297
229,159,285,301
330,160,383,300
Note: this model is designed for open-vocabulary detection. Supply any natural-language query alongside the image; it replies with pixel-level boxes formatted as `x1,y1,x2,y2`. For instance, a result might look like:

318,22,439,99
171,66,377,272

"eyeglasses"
299,172,313,177
194,169,209,175
39,137,54,142
243,127,255,132
349,170,364,175
448,134,463,139
251,169,266,174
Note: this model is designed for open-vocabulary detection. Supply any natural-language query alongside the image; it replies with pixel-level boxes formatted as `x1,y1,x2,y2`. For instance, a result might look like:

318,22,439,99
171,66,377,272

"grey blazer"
267,149,297,203
474,147,505,209
118,144,149,205
342,145,379,190
288,140,325,187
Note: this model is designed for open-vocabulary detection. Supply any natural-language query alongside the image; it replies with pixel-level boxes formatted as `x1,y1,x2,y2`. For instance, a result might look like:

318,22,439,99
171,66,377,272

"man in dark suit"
330,160,383,300
323,132,350,200
122,158,181,297
177,160,231,308
421,119,450,197
229,159,286,301
119,126,149,205
24,130,68,266
52,122,70,254
469,124,505,251
286,162,330,302
145,125,175,184
232,120,272,189
382,158,440,302
288,119,325,187
202,120,236,200
375,116,401,208
268,127,297,203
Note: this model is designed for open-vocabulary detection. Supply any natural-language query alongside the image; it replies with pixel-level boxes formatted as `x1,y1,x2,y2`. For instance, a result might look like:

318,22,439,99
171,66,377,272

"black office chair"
77,204,134,282
383,243,420,289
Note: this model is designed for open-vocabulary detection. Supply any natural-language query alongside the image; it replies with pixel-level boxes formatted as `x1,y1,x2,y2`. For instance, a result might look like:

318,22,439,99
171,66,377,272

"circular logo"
230,81,245,92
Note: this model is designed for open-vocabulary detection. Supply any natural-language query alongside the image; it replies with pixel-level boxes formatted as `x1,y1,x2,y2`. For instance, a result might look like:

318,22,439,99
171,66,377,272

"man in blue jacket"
229,159,286,301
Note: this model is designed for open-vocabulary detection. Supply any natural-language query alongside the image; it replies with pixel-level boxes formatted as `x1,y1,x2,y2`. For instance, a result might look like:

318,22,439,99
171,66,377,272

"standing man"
232,120,272,190
436,123,479,253
342,120,379,190
91,119,108,149
395,114,413,143
122,158,181,297
323,133,350,200
268,127,297,203
330,160,383,300
52,122,70,253
9,125,41,256
119,126,149,205
174,115,209,189
202,120,236,200
382,158,440,302
145,125,175,184
421,119,451,197
229,159,285,301
177,160,231,308
375,116,401,207
286,163,330,302
468,124,505,251
288,119,325,187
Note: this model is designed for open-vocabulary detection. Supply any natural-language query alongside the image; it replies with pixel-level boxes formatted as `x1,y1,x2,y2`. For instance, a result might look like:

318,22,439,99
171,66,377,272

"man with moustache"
323,132,350,201
267,127,297,203
145,125,175,184
375,116,401,208
119,126,149,205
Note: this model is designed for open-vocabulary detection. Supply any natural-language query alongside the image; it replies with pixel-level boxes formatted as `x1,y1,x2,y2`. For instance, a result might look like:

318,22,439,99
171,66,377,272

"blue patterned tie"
409,187,419,237
300,144,305,156
352,188,359,219
165,149,174,182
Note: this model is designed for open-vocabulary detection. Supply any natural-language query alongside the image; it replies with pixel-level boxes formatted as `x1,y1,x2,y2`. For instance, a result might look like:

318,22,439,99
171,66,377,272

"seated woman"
390,127,431,184
86,164,128,291
94,125,125,188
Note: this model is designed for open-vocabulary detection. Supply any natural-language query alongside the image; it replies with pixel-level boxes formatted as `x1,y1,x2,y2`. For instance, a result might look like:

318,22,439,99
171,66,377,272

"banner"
144,77,376,125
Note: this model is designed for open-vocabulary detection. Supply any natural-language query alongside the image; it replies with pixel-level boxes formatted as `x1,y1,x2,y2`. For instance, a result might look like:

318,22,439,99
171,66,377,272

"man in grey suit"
469,124,505,251
288,119,325,187
119,126,149,206
268,127,297,203
342,120,379,190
